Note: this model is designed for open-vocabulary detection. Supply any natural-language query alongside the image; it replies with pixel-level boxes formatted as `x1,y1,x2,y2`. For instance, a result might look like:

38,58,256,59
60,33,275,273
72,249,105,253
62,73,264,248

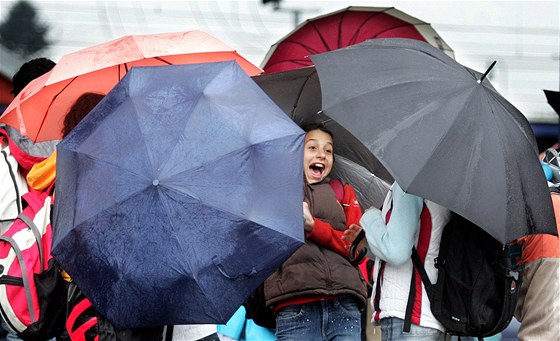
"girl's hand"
303,202,314,232
342,224,368,251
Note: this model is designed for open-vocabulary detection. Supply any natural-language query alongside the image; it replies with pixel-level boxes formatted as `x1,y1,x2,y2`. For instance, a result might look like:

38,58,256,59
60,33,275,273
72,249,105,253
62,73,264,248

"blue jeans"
275,296,361,341
0,317,22,341
380,317,445,341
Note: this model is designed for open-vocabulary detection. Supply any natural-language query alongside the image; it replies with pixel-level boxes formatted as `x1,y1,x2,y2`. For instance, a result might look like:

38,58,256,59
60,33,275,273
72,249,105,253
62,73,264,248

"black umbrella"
252,66,391,209
311,38,556,243
544,89,560,115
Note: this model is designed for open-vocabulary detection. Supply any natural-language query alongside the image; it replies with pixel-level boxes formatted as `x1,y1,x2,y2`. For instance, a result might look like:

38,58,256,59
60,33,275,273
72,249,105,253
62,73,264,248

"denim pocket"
335,296,360,315
276,304,304,320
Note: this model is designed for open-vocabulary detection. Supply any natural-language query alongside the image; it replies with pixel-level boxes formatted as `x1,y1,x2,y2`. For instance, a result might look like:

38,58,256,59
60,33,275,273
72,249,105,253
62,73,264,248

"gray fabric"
515,258,560,340
311,38,556,243
0,124,57,158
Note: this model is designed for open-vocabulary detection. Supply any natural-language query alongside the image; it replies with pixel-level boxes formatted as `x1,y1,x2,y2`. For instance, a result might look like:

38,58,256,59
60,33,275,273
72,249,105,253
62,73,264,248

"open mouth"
309,163,325,178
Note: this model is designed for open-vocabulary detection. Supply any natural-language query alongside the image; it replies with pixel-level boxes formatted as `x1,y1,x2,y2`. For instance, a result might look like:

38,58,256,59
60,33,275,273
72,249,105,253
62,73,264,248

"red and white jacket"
370,185,450,332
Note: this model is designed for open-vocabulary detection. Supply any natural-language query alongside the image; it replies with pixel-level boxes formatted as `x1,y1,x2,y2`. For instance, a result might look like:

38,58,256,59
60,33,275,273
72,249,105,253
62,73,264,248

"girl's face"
303,129,334,184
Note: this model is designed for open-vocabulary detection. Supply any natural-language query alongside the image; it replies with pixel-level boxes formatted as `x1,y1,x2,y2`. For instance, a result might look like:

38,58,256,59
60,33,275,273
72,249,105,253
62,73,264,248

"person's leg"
379,317,444,341
323,297,362,341
275,303,321,341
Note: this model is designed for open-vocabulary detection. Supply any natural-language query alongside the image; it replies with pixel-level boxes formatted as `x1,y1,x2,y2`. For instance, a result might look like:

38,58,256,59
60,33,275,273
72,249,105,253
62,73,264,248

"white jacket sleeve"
360,183,423,266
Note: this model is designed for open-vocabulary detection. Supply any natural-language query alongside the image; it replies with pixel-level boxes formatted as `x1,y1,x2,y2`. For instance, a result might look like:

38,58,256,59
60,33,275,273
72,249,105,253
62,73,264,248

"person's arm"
360,183,422,266
305,183,363,257
306,219,351,257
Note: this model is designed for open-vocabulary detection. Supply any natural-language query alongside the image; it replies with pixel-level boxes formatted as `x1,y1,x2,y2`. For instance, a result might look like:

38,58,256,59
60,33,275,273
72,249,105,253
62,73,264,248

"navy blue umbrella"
52,61,305,329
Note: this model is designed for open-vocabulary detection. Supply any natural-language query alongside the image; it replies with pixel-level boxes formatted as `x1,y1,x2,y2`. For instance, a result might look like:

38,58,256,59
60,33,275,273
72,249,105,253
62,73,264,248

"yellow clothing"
27,150,56,191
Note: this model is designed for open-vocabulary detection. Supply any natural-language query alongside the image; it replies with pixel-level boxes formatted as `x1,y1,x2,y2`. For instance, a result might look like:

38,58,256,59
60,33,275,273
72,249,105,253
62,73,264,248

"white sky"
0,0,559,122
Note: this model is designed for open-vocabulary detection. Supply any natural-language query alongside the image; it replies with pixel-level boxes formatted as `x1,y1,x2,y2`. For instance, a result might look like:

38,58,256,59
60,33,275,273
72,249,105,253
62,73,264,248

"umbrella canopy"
543,89,560,147
261,6,454,73
252,66,391,209
544,90,560,115
52,61,305,329
1,30,261,142
311,38,556,244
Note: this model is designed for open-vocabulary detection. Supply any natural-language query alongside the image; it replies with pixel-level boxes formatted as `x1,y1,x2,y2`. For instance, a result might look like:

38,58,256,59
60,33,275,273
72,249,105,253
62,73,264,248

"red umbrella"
0,30,261,142
261,6,454,74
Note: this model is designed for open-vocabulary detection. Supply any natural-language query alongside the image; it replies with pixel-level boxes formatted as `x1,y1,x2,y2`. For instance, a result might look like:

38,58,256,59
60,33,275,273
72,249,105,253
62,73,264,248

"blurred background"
0,0,558,149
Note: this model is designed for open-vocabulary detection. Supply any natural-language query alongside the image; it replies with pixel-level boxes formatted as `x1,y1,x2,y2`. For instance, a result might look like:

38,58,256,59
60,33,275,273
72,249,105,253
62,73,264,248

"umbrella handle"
349,230,368,265
212,256,257,281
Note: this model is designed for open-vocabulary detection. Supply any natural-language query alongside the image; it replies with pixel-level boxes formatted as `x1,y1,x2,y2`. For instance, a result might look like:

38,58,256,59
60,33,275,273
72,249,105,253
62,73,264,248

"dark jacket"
263,179,368,309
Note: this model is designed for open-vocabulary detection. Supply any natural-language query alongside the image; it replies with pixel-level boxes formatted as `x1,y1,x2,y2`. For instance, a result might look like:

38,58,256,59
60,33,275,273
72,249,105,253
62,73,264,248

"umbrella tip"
478,61,497,83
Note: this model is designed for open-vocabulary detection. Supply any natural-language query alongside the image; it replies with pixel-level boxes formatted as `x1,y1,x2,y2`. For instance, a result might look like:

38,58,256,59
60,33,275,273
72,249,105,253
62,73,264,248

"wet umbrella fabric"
261,6,454,73
311,38,556,243
1,30,261,142
252,66,391,209
52,61,305,328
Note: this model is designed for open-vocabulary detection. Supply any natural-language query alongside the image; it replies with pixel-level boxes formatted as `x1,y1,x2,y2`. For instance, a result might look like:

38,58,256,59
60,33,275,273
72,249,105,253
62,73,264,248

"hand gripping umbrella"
1,30,261,142
311,38,557,244
252,66,391,209
52,61,304,328
262,6,454,73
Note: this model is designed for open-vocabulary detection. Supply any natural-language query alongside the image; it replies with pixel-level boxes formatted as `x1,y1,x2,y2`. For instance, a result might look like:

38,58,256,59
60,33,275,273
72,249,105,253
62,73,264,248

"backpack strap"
403,202,434,332
410,247,434,297
164,325,174,341
403,265,417,332
1,145,23,219
329,178,344,203
404,247,434,332
0,235,36,323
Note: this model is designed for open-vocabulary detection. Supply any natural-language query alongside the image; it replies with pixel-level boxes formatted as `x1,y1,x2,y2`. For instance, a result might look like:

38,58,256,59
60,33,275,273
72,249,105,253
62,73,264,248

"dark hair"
301,122,335,160
11,58,56,95
61,93,105,138
301,122,334,140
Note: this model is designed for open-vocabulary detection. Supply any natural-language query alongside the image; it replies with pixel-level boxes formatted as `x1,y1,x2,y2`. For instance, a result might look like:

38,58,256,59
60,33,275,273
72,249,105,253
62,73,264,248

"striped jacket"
370,186,450,332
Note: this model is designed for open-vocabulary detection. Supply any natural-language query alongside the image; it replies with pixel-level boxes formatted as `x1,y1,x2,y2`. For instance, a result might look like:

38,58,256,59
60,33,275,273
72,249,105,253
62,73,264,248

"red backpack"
0,186,67,340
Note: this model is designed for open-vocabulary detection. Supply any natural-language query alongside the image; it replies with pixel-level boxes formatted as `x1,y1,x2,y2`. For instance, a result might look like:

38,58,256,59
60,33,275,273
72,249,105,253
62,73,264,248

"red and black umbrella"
262,6,454,74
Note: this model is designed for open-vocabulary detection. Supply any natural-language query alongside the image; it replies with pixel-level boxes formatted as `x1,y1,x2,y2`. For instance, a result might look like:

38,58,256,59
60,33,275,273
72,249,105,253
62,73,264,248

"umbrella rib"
285,39,327,56
265,58,313,70
327,78,449,109
348,11,387,46
78,152,151,185
308,20,334,52
168,135,301,223
154,56,173,65
290,69,318,119
337,10,349,48
35,76,79,141
485,88,540,153
370,22,420,38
